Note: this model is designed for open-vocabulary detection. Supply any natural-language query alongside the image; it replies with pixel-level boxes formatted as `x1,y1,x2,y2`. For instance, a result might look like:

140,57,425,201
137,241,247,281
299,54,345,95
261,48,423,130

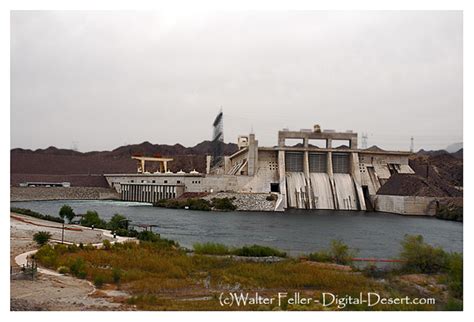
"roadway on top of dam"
11,199,462,259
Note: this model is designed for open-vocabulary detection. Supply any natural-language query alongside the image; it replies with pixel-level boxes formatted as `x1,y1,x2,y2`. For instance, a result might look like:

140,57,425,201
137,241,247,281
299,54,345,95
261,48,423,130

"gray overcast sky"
11,11,462,152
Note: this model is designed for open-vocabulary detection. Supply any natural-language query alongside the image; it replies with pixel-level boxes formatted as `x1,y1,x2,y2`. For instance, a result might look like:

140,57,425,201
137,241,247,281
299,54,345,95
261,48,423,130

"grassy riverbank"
33,235,462,311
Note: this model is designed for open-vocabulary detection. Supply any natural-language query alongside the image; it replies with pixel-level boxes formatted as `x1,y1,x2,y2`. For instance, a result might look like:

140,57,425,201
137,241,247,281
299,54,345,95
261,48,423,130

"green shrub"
194,242,231,255
103,239,112,250
233,244,286,258
187,198,212,211
80,211,107,229
307,251,333,263
54,243,69,255
446,252,463,298
444,298,463,311
211,197,237,211
77,271,87,279
329,240,356,265
112,268,122,285
34,244,58,267
113,228,139,238
436,205,463,222
155,197,236,211
94,275,105,288
155,198,212,211
11,207,64,223
70,257,86,277
58,266,70,274
399,235,448,274
137,231,160,242
33,231,52,246
67,244,80,253
307,240,357,265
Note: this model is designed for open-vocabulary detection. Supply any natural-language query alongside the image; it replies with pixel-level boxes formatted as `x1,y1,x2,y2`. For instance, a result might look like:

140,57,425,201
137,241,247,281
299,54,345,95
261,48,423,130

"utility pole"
410,136,414,153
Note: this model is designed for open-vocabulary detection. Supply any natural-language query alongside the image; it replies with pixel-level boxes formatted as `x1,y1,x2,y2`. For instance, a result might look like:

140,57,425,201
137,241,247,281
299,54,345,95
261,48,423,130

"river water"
11,200,463,258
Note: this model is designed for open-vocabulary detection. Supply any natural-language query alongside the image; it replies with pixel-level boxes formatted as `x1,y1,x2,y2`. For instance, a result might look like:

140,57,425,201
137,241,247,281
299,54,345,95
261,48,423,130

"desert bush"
103,239,112,250
155,198,212,211
399,235,448,273
436,205,463,222
137,231,160,242
187,198,212,211
155,197,236,211
233,244,286,258
307,240,356,265
34,244,59,267
112,267,122,285
94,275,105,288
69,257,86,277
136,231,179,249
53,243,69,255
33,231,52,246
67,244,80,253
329,240,356,265
58,266,70,274
307,251,333,263
115,228,137,237
77,271,87,279
194,242,231,255
211,197,237,211
445,252,463,298
444,298,463,311
11,207,64,223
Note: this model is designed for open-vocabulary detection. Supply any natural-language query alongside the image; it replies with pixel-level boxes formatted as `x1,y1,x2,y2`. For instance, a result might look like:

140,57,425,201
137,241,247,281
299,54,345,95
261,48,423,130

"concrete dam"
104,124,421,214
285,152,359,210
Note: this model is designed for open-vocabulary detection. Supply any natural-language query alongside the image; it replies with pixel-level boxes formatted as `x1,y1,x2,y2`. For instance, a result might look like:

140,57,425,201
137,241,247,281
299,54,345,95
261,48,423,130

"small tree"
59,205,75,223
59,205,75,243
80,211,107,229
108,214,128,231
33,231,52,246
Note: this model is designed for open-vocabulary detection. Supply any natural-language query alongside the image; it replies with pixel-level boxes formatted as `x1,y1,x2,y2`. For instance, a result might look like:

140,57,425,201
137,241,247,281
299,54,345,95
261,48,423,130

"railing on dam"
120,183,184,203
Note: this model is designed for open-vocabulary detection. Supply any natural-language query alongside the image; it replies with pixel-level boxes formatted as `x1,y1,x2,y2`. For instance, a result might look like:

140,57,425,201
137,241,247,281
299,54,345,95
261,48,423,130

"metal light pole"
61,221,65,244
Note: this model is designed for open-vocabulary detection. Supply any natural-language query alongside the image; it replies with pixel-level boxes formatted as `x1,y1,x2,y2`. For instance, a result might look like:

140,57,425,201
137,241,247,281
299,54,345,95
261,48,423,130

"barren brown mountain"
11,141,238,187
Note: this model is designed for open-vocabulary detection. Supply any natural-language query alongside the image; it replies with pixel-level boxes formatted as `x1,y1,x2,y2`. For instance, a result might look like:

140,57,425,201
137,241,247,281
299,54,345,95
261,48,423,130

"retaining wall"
372,195,438,216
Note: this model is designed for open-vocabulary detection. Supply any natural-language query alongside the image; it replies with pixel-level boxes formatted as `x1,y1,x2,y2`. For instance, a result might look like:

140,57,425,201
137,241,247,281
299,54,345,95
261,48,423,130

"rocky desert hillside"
11,141,238,187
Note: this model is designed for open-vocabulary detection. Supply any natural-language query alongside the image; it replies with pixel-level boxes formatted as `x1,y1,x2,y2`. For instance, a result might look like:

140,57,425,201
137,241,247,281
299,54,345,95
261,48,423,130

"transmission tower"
211,109,224,166
361,133,368,149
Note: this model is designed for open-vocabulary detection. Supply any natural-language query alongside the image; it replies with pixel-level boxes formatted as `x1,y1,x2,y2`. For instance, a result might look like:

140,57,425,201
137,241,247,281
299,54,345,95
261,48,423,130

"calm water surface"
11,200,463,258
